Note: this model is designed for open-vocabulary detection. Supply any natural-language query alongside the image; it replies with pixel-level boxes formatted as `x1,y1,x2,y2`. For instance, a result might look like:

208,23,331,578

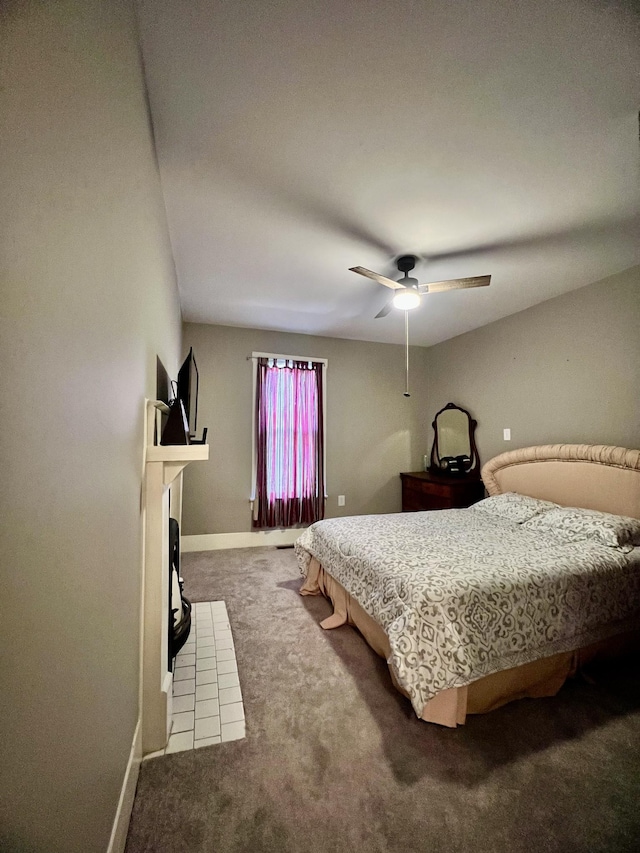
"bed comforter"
295,508,640,715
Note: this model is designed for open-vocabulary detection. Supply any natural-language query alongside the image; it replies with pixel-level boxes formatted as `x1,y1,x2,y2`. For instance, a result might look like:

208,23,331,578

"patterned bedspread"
295,509,640,715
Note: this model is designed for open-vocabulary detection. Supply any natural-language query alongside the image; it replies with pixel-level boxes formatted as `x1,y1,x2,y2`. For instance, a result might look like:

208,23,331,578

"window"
252,354,326,528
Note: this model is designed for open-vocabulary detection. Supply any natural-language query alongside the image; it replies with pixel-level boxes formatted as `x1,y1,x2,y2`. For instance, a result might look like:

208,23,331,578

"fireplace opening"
168,517,192,668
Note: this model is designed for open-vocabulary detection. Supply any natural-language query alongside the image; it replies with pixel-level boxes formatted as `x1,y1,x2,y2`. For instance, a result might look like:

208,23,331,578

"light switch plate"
337,495,345,507
503,428,511,441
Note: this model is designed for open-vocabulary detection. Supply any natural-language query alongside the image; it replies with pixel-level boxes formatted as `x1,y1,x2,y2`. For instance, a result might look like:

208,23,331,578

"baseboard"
107,719,141,853
182,529,303,551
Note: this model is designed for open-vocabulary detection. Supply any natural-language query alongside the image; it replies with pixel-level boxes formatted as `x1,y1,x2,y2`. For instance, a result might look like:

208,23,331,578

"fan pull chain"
404,310,410,397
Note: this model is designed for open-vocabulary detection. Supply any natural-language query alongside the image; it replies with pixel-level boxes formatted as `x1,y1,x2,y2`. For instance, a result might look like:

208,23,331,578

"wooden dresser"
400,470,485,512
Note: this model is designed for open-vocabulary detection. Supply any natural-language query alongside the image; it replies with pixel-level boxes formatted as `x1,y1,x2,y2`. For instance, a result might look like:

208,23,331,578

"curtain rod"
247,351,328,366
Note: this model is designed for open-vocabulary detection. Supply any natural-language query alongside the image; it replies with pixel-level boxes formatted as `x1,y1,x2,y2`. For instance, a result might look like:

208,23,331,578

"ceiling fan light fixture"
392,288,421,310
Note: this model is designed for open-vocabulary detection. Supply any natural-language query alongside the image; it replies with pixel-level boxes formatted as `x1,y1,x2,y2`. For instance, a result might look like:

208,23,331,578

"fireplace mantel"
141,400,209,755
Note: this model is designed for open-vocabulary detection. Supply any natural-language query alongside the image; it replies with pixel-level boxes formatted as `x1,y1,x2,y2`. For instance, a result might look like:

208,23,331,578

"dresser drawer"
402,481,455,511
400,472,484,512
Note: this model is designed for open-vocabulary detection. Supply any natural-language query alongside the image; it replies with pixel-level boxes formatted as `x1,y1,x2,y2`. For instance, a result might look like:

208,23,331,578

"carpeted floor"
126,547,640,853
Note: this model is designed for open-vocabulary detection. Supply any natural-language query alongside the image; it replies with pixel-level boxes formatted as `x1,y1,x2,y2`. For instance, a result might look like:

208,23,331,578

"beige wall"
181,324,430,534
0,2,181,851
426,266,640,465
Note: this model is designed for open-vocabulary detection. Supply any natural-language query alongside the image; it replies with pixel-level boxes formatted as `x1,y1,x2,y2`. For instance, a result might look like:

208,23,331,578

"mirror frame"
429,402,480,476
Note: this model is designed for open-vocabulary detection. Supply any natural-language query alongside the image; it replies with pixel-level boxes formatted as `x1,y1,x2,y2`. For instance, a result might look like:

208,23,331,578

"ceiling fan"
349,255,491,397
349,255,491,318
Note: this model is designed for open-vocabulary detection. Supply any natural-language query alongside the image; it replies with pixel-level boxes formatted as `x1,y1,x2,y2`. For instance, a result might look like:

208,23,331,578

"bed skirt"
300,557,639,727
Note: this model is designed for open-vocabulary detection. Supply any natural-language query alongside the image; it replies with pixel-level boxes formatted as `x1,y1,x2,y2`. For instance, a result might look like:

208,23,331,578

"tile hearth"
144,600,245,759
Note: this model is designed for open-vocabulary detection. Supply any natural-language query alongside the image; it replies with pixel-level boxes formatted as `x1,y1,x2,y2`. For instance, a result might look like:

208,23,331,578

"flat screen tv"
177,347,198,440
160,347,207,445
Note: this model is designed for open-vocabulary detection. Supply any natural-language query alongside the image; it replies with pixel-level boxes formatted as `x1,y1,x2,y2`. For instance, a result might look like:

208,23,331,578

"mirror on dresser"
429,402,480,477
400,402,484,513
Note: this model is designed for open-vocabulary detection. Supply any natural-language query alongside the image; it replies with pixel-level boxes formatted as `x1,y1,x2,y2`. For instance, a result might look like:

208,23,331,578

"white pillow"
473,492,558,524
522,506,640,550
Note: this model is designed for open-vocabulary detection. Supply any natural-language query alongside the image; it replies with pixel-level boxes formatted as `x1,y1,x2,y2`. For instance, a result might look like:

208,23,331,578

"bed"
296,444,640,726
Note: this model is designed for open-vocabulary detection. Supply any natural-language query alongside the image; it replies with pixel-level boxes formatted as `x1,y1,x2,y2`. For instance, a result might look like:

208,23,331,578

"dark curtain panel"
253,357,325,529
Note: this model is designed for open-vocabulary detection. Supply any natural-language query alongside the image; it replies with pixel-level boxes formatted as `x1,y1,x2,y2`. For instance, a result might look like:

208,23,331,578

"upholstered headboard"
481,444,640,519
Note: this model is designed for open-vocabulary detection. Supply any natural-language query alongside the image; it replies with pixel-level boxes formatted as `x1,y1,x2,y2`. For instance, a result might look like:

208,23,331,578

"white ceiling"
137,0,640,346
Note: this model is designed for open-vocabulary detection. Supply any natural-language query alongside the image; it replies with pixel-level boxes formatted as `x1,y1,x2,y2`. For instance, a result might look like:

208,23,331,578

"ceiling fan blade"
418,275,491,293
375,299,394,319
349,266,403,290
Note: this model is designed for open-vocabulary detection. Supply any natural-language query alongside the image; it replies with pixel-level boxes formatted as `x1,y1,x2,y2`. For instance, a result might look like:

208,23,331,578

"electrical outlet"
337,495,345,507
503,428,511,441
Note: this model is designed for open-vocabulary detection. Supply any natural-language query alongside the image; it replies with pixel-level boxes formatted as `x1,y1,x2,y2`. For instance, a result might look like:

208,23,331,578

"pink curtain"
254,358,325,529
